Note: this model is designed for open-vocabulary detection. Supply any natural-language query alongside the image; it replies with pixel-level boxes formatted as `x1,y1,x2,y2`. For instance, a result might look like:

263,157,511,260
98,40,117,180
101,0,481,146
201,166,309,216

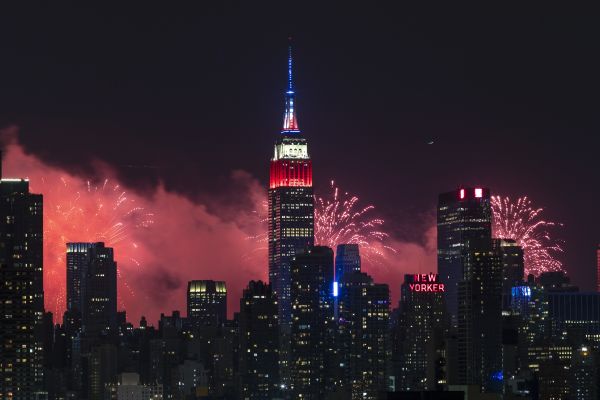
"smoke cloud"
1,126,435,325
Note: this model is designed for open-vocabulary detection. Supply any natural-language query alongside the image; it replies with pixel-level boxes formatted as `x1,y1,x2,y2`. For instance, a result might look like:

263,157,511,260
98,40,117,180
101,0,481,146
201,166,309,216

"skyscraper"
437,187,491,326
394,274,445,391
290,246,334,399
334,243,361,282
82,243,117,336
457,239,503,393
187,280,227,328
238,281,280,399
492,238,525,310
268,44,314,326
66,242,97,313
337,271,390,399
0,178,45,398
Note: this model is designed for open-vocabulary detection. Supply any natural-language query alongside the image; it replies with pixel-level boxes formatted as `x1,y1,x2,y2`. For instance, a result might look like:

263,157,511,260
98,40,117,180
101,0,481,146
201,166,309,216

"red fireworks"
314,180,395,261
491,195,563,276
36,177,154,318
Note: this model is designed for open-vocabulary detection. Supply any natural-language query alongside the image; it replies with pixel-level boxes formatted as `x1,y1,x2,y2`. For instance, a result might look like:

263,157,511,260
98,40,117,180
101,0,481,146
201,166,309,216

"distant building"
66,242,97,314
238,281,280,399
457,239,503,393
547,292,600,344
105,372,163,399
395,274,445,391
187,280,227,328
0,178,45,398
338,271,390,399
492,239,524,310
290,246,335,399
83,243,117,336
437,187,491,326
268,44,314,328
334,243,361,282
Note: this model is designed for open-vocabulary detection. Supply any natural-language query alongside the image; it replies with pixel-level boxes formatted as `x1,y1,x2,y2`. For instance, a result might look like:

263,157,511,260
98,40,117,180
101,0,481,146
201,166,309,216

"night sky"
0,4,598,297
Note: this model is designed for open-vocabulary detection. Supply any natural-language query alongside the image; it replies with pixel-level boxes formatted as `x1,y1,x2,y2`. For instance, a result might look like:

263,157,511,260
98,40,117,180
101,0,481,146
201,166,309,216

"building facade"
437,187,491,326
238,281,280,400
290,246,334,399
0,178,45,399
187,280,227,329
268,45,314,327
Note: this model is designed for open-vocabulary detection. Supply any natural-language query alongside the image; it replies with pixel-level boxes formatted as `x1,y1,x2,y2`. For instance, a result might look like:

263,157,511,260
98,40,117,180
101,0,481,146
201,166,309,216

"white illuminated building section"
273,139,309,161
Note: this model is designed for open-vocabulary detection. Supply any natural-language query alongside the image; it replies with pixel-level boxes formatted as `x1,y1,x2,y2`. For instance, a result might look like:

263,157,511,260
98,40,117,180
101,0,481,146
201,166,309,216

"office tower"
395,274,445,391
437,187,491,326
337,271,390,399
334,243,361,282
538,270,578,292
571,345,598,400
187,280,227,328
0,178,44,399
290,246,334,399
238,281,280,399
268,44,314,326
457,239,503,393
82,243,117,336
66,242,97,314
492,239,524,310
547,292,600,345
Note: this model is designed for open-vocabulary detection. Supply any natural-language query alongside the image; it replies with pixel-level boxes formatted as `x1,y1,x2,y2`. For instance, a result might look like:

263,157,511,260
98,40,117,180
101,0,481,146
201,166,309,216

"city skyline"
0,36,594,324
1,5,599,399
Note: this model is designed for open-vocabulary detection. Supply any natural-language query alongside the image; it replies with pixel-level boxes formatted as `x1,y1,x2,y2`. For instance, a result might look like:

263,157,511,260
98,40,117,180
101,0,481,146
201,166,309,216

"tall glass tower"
268,44,314,326
437,187,491,326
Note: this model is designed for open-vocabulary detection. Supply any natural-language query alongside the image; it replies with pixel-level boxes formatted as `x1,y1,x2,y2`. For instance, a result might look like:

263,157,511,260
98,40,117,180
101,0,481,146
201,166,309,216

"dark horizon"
0,3,598,295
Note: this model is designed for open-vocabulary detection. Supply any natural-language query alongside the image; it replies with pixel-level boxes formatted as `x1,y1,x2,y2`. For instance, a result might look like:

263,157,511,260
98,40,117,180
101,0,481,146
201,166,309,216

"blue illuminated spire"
282,38,300,134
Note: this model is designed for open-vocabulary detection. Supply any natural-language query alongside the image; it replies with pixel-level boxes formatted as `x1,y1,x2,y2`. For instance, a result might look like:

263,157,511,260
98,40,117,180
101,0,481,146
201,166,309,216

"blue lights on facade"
333,281,339,297
511,286,531,299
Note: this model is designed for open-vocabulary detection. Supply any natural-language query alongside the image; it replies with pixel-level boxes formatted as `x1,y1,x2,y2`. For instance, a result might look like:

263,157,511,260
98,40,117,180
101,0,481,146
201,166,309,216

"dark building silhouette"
334,243,361,282
394,274,445,391
290,246,334,399
457,239,503,393
0,178,44,399
82,243,117,336
337,271,390,399
238,281,280,399
437,187,491,327
66,242,97,314
547,292,600,342
268,44,314,327
187,280,227,328
492,238,524,310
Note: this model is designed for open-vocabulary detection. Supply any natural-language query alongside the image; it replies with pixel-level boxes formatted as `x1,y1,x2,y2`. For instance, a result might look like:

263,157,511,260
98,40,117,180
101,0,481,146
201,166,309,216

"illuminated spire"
282,39,300,134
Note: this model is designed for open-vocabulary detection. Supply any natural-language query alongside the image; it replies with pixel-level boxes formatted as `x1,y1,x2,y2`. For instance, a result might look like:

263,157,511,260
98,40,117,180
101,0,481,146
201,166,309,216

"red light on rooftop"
459,189,465,199
475,188,483,198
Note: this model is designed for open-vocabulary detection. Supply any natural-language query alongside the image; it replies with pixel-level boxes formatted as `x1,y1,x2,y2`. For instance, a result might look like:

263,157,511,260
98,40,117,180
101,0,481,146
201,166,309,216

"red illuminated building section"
459,187,486,200
269,159,312,189
409,273,445,292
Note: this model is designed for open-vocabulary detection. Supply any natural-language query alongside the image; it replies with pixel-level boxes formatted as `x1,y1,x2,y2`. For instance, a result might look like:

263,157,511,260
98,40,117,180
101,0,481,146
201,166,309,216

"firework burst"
34,177,154,318
315,181,395,261
491,195,563,276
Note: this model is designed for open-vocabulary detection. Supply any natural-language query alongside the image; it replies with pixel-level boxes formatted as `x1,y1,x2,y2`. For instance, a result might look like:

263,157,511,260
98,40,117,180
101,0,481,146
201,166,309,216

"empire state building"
268,44,314,326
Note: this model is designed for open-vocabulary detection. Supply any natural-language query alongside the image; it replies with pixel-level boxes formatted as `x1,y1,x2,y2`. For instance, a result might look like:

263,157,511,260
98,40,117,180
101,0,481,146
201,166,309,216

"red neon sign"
409,274,445,292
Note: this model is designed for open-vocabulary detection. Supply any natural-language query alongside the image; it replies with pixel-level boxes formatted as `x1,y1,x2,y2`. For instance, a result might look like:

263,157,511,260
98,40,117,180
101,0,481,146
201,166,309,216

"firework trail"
35,177,154,318
314,181,395,261
491,195,563,276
